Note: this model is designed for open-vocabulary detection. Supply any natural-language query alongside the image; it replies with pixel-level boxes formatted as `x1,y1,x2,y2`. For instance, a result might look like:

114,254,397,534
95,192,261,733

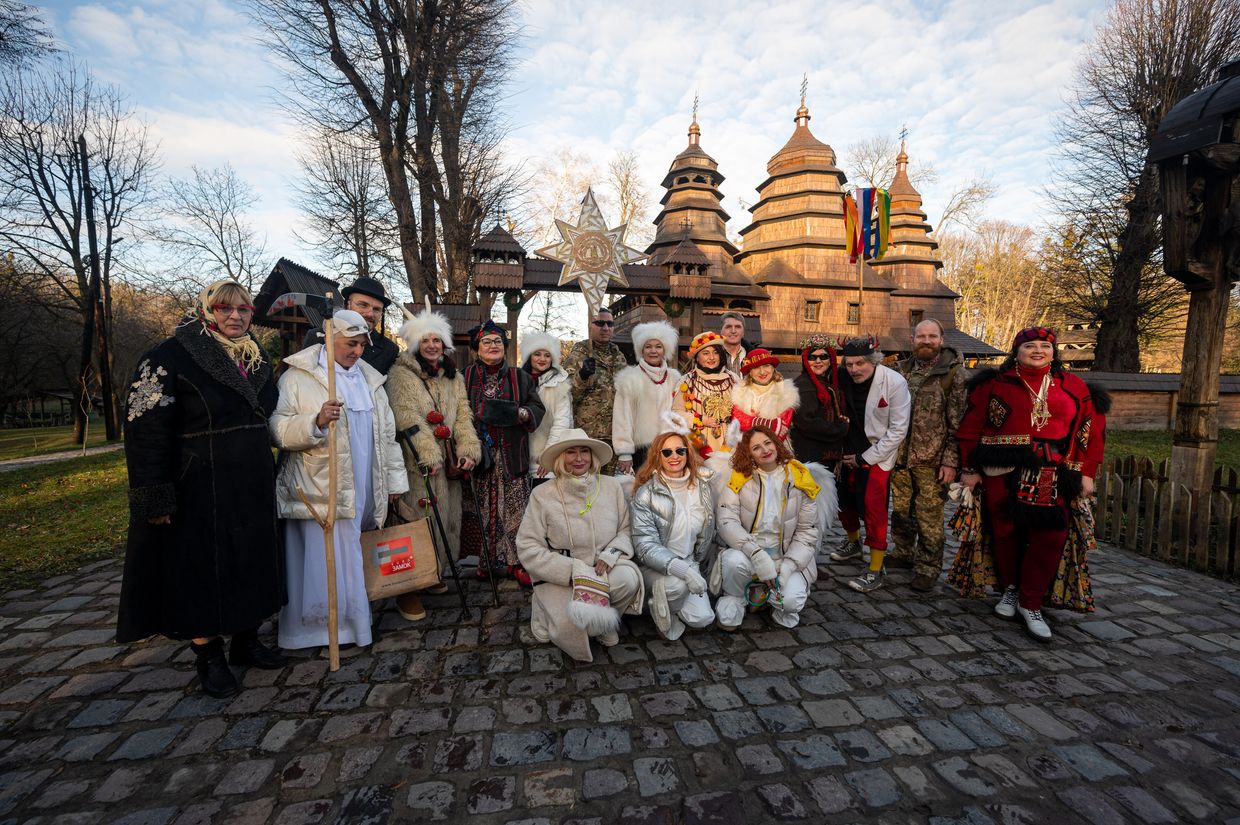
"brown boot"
395,592,427,622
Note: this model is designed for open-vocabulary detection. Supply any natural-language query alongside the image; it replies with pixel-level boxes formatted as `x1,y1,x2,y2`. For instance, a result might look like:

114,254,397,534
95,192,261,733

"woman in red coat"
957,327,1105,641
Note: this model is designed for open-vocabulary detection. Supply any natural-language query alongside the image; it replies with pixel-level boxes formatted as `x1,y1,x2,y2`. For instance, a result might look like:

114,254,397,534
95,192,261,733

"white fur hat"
631,321,679,363
398,306,455,353
520,331,563,370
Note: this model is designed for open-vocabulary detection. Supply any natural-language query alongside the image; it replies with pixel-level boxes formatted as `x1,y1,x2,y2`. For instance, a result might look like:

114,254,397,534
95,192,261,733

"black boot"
229,628,287,669
191,638,239,698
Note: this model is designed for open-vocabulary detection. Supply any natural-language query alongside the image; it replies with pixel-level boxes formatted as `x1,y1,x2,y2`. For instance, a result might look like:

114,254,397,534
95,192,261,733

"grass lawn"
1104,428,1240,471
0,451,128,590
0,424,117,462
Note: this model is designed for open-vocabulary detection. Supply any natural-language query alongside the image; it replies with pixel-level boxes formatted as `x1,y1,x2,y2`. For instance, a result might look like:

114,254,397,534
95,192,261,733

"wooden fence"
1095,456,1240,580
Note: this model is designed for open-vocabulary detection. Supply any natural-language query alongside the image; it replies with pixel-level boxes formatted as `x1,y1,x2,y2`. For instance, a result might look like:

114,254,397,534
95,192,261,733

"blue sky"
38,0,1112,275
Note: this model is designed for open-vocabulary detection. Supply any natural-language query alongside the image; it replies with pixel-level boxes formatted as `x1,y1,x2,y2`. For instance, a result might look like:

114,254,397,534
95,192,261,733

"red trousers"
838,465,892,551
981,474,1068,610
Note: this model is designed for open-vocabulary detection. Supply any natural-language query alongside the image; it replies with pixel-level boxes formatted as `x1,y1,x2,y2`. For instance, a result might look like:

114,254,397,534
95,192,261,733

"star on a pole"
535,187,645,316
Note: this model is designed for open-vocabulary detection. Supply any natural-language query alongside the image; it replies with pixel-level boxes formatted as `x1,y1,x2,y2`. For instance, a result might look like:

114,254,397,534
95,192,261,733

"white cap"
327,309,372,342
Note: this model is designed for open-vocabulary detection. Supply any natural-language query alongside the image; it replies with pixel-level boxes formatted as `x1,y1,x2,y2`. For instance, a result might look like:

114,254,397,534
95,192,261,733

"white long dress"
279,358,378,650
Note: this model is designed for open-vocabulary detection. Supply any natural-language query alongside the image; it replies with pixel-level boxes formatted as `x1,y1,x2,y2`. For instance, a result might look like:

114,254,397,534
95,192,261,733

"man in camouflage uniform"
562,307,629,473
888,319,969,591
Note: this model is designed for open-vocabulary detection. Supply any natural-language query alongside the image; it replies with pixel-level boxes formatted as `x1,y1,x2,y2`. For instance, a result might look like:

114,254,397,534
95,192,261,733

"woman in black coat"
790,334,849,466
118,280,285,697
462,320,545,585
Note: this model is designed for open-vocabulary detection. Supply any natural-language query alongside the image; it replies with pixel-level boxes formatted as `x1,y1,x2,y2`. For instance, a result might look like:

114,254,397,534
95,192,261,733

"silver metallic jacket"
629,470,717,574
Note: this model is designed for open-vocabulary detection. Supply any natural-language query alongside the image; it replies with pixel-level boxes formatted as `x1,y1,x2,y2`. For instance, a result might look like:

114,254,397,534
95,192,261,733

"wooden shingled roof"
253,258,341,330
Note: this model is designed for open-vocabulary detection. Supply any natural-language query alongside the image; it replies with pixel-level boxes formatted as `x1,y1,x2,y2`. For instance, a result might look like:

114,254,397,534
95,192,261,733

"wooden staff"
323,299,340,671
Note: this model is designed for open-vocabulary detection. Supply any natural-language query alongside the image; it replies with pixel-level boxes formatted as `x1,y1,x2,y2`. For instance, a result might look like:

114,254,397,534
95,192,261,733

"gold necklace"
1016,367,1052,431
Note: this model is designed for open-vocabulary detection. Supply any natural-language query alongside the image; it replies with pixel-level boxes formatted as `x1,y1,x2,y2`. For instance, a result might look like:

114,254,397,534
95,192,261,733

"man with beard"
887,319,969,591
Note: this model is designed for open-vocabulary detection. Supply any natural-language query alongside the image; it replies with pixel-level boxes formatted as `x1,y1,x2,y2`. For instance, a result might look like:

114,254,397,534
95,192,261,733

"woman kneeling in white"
516,429,643,662
630,427,717,640
714,425,821,630
271,310,408,650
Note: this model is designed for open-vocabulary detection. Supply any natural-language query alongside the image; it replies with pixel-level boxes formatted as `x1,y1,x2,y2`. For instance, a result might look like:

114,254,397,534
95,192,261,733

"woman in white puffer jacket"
520,331,573,478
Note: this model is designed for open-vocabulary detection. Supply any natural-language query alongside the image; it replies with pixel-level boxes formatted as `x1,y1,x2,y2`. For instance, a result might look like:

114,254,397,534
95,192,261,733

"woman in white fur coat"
730,348,799,442
516,430,644,662
613,321,682,474
520,331,573,478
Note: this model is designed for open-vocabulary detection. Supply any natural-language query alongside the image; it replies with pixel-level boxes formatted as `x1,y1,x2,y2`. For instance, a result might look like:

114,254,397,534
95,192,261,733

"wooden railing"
1095,457,1239,580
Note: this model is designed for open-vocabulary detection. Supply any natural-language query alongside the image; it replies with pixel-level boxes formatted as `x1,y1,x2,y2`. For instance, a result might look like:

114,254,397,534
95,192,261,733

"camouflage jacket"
895,346,968,468
562,340,629,441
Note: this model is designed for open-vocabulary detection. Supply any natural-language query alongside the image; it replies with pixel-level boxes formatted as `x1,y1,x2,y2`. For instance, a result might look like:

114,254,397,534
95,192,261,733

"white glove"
668,558,707,594
749,550,777,582
682,567,707,595
778,558,798,590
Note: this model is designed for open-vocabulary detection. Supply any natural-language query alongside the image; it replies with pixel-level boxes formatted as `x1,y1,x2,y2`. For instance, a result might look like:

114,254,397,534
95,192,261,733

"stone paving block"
683,791,747,825
640,690,696,717
57,731,120,762
562,726,631,761
467,775,515,815
876,724,935,757
319,712,382,744
795,670,850,696
634,757,679,797
406,781,454,821
338,745,383,783
389,707,450,736
280,752,330,790
805,775,855,814
581,767,628,800
693,683,742,711
491,731,556,766
734,676,798,706
802,698,862,727
674,719,719,747
591,693,633,722
1162,779,1219,820
833,729,891,763
524,767,575,806
49,672,127,699
844,767,899,808
711,710,762,740
736,743,783,775
756,783,808,819
1056,786,1129,825
654,662,702,685
892,764,943,801
124,691,181,723
68,699,133,728
453,705,496,733
503,697,543,724
109,725,181,761
1107,785,1180,824
214,760,274,795
756,704,811,734
970,753,1038,789
1004,703,1076,740
916,718,977,751
92,766,149,803
777,734,846,769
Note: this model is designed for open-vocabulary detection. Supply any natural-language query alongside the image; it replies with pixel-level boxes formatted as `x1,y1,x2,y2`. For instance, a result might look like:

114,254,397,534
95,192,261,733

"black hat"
841,335,879,357
341,276,391,307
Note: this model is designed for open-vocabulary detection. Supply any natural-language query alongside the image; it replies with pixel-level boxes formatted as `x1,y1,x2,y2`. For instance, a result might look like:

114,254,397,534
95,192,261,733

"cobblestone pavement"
2,519,1240,825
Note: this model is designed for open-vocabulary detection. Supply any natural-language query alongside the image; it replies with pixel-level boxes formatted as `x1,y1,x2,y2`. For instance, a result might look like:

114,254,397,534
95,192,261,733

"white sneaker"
1018,606,1052,641
994,586,1019,619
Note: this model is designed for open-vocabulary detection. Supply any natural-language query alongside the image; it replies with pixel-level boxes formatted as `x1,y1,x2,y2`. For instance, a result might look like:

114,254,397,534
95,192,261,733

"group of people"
117,279,1107,696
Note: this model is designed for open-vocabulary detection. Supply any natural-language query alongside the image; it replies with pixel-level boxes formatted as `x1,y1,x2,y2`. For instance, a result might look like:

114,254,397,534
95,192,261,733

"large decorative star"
535,188,645,316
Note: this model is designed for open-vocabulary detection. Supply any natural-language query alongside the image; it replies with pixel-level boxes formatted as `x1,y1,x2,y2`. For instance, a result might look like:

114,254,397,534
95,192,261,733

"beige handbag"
361,509,441,601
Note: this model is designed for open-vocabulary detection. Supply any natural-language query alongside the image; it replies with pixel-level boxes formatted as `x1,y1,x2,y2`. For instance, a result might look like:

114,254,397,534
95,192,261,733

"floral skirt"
946,489,1096,613
463,467,530,569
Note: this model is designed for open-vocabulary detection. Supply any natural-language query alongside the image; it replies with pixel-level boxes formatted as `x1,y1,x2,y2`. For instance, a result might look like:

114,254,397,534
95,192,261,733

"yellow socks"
847,530,861,543
869,550,885,573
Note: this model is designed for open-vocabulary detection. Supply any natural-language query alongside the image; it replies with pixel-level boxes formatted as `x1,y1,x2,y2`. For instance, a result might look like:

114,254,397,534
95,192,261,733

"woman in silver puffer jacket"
629,428,718,640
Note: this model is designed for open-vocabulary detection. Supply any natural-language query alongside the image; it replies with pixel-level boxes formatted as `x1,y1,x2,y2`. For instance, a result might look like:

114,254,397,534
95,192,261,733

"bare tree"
843,135,939,190
293,128,401,286
842,133,995,233
0,61,156,440
149,164,268,294
1052,0,1240,371
606,148,652,246
938,221,1047,350
251,0,519,302
515,147,598,248
0,1,54,68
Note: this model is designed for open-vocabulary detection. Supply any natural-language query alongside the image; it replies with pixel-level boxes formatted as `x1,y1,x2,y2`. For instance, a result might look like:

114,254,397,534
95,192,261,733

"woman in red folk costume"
730,348,799,442
957,327,1106,642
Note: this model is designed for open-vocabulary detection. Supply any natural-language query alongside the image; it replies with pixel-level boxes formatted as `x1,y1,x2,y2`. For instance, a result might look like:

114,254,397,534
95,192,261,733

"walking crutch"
397,426,472,621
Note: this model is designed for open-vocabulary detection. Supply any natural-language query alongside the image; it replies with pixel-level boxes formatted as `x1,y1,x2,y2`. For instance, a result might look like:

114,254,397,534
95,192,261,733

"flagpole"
857,254,864,328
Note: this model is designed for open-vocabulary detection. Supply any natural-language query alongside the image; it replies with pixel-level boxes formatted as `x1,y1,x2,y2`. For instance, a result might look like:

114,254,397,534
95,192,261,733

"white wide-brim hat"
539,428,613,468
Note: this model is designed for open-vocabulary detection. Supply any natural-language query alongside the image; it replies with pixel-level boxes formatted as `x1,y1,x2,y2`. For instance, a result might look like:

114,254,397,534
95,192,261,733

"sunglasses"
660,447,688,457
806,353,831,362
211,304,255,318
592,320,615,328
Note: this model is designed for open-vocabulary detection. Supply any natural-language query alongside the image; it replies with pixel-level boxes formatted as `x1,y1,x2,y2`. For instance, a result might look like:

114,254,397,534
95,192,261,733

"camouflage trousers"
889,465,948,577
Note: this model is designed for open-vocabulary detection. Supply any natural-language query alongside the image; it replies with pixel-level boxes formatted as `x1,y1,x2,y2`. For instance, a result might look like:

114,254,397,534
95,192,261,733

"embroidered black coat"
463,362,545,478
117,323,283,642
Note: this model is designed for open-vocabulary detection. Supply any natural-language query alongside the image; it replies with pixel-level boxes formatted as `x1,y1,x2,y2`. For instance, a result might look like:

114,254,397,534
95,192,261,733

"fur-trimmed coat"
731,377,800,440
385,353,482,559
612,363,682,460
516,474,644,662
118,324,283,642
530,368,573,474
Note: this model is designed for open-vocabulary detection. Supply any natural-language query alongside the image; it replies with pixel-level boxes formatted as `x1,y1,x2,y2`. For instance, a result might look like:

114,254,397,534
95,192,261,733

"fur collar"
537,365,569,390
174,323,270,409
616,364,682,396
732,378,799,417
